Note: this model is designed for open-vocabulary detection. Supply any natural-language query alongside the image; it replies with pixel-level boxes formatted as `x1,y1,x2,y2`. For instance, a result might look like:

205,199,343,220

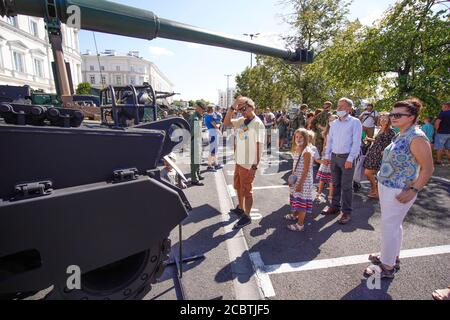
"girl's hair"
378,112,392,127
393,98,423,123
291,128,312,153
307,112,314,119
307,129,316,145
314,109,323,116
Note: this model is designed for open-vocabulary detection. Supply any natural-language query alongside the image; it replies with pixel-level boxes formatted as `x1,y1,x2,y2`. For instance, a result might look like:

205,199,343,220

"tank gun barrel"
0,0,312,64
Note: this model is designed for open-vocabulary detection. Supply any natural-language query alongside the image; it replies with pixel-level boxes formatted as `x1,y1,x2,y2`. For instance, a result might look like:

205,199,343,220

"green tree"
323,0,449,116
236,0,352,109
76,82,92,95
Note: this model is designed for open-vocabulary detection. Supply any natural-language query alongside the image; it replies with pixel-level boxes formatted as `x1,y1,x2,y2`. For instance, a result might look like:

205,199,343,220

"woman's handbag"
288,156,302,186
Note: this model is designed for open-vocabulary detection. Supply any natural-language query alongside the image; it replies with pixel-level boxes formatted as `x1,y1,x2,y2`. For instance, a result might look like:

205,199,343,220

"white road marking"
261,244,450,275
250,213,263,220
227,184,237,197
227,184,288,194
249,252,276,298
253,186,289,191
215,171,264,300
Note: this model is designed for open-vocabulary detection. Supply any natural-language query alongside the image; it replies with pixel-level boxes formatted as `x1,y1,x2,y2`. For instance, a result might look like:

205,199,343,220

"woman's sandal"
432,286,450,301
368,253,400,270
284,214,297,221
287,223,304,232
367,192,379,199
363,263,395,279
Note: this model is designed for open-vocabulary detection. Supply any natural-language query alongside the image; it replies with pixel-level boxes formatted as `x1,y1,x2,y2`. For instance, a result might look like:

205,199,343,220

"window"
130,66,135,72
90,75,95,84
101,75,106,85
100,65,105,71
130,76,135,85
13,51,24,73
139,76,144,84
89,65,94,71
30,20,38,37
7,17,18,28
116,66,120,71
116,75,122,85
33,58,44,78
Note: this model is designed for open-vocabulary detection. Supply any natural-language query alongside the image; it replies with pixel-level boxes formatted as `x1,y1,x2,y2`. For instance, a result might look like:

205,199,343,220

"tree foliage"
235,0,449,117
76,82,92,95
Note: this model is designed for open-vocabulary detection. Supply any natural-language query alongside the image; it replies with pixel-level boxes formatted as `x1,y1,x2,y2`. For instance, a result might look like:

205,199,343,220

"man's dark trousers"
331,153,355,214
191,140,201,183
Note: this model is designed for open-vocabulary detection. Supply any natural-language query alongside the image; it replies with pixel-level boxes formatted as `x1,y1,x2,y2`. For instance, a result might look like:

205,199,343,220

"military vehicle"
0,0,313,300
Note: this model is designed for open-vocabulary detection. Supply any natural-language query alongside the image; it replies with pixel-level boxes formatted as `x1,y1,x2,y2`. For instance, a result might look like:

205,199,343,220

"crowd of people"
220,96,443,286
164,97,448,298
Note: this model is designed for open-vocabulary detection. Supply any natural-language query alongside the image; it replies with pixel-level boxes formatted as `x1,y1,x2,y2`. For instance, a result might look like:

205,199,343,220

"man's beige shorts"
233,165,255,198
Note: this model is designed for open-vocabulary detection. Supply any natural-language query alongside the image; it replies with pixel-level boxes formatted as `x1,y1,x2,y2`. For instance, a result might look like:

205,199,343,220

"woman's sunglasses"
389,113,412,119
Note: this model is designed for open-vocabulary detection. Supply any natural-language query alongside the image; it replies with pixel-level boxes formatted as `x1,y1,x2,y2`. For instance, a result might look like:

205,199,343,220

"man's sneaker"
199,176,205,181
215,164,224,170
207,166,216,172
233,215,251,230
229,206,244,216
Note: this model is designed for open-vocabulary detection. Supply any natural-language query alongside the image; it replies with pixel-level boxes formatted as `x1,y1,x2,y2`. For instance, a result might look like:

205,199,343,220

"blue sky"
79,0,397,103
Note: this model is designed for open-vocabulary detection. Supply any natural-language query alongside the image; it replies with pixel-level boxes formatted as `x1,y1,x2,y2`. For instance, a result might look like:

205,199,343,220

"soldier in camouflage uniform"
311,101,333,155
189,101,206,185
290,104,308,131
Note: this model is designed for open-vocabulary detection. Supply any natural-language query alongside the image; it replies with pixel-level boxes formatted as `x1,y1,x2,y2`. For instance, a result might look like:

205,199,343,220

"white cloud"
185,43,202,49
148,46,174,56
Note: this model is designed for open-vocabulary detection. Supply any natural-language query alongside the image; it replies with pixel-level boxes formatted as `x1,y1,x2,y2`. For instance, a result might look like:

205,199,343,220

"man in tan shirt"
223,96,265,229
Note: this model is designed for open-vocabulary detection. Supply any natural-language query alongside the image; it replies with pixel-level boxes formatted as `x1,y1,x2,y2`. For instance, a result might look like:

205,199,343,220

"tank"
0,0,313,300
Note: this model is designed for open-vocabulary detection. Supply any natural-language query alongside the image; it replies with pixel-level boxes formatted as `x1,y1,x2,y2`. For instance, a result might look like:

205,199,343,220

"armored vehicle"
0,0,312,300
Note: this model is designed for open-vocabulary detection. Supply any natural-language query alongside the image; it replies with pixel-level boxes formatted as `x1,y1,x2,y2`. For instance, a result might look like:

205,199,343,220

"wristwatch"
251,165,258,170
410,186,420,193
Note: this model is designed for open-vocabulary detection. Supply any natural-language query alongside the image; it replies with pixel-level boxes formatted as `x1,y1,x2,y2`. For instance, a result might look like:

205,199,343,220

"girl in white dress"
285,128,315,232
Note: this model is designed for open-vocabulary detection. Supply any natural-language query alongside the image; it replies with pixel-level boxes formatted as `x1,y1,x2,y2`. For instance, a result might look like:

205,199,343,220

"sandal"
367,190,379,198
284,214,297,221
363,263,395,279
287,223,304,232
432,286,450,301
368,254,400,270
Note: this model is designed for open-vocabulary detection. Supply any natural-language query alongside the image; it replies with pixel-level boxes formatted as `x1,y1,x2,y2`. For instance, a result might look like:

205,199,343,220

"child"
316,116,337,202
421,116,434,147
307,130,320,165
285,128,314,232
160,152,187,189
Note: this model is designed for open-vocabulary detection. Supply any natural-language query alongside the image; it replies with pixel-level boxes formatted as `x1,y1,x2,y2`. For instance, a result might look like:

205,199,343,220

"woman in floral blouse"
363,113,396,199
364,98,434,279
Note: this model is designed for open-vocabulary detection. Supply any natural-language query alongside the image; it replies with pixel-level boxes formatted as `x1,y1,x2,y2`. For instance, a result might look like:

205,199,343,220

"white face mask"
337,110,347,118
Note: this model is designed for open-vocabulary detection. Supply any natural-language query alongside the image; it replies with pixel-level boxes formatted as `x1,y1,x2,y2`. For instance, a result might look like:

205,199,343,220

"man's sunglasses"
238,101,251,112
389,113,412,119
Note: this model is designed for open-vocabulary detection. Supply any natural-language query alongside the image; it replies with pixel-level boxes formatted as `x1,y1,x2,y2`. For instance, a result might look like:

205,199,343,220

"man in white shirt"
321,97,362,225
223,97,266,229
359,103,379,138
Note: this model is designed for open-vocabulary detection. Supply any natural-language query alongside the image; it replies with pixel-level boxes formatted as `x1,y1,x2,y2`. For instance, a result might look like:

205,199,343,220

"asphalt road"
148,142,450,300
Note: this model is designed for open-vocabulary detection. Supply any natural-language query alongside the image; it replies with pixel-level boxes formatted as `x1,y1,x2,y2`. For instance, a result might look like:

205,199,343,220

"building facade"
0,15,82,93
81,51,174,103
218,87,236,108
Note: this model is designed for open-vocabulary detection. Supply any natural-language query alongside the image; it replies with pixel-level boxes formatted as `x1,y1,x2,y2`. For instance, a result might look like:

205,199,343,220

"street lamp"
224,74,232,107
243,33,260,67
